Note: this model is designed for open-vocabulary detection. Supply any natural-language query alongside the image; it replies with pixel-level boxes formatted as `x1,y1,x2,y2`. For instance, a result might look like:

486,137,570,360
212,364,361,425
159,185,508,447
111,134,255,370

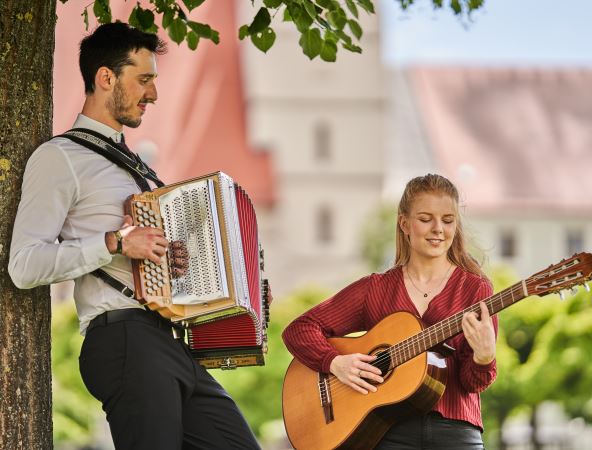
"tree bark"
0,1,57,449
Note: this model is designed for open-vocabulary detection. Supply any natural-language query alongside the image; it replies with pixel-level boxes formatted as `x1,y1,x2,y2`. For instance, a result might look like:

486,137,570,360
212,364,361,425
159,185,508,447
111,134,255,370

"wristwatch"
113,230,123,254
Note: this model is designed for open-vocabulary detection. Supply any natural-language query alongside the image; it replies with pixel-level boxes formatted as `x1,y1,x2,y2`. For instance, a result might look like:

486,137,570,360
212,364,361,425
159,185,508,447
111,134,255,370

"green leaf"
183,0,206,12
348,19,362,40
342,41,362,53
187,21,220,44
299,28,322,59
263,0,283,7
136,8,155,30
324,29,339,43
82,7,89,30
283,8,293,22
316,0,333,8
433,0,443,7
320,39,337,62
345,0,359,18
93,0,112,23
468,0,484,10
162,8,174,29
186,31,199,50
248,7,272,34
303,0,317,19
168,18,187,44
289,4,314,32
450,0,462,14
335,29,352,45
356,0,375,14
239,24,250,40
251,27,276,53
327,9,347,31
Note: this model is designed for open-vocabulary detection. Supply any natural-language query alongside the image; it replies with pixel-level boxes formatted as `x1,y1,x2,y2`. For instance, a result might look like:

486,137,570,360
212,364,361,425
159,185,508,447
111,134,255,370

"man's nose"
147,82,157,102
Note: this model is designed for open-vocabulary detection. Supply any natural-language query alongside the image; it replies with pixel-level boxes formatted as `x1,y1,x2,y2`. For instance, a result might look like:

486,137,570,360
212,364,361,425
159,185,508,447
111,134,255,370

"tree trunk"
0,1,57,449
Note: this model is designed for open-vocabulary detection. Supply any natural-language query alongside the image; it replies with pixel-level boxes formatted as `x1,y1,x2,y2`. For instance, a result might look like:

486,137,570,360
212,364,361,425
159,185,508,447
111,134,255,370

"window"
500,229,516,258
314,121,331,161
566,228,584,255
317,206,333,243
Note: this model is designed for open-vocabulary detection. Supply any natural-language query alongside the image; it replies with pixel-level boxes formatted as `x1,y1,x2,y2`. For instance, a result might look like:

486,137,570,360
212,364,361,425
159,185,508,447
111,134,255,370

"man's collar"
73,114,125,143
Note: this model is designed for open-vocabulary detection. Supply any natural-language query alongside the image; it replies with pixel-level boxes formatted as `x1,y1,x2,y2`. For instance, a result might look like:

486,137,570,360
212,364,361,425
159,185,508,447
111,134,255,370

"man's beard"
108,81,142,128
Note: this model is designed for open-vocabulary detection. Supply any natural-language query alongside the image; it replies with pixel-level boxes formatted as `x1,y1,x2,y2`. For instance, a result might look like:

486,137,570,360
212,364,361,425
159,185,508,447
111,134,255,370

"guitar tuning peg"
585,283,591,293
559,291,566,301
571,287,578,296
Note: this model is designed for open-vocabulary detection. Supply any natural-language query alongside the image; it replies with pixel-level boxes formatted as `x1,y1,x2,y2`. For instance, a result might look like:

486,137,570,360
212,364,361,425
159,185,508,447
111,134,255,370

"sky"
380,0,592,67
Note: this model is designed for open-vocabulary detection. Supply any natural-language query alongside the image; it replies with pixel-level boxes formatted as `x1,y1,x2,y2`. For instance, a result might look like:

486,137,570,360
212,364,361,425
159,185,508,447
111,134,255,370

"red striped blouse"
282,266,497,430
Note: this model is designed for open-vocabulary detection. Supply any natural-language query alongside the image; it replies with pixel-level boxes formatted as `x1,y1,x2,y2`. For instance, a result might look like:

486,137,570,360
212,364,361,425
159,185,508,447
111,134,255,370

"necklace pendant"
423,293,428,298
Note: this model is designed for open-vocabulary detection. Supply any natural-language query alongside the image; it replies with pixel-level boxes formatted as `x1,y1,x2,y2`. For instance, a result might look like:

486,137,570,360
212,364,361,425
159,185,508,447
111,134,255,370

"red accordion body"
125,172,270,370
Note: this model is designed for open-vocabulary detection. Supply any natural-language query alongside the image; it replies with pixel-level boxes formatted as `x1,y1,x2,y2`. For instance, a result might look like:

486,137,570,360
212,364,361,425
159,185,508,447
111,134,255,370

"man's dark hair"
79,22,167,94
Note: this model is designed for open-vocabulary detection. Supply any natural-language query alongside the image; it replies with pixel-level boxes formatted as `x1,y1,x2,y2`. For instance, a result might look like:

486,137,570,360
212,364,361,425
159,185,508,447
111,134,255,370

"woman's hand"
329,353,384,394
462,301,496,365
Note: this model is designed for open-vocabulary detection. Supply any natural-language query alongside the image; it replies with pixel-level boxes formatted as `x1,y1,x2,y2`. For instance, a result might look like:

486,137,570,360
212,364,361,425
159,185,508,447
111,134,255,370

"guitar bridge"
318,373,334,424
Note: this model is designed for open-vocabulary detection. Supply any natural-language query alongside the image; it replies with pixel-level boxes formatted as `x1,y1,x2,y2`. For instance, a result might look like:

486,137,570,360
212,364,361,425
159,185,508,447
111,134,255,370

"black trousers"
79,309,260,450
375,412,485,450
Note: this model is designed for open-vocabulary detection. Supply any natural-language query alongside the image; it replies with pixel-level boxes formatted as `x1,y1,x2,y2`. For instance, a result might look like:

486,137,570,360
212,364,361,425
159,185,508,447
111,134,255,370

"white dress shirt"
9,114,145,334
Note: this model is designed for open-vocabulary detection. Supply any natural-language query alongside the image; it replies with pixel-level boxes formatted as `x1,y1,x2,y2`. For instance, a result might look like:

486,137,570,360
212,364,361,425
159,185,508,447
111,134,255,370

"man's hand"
106,215,168,265
329,353,384,395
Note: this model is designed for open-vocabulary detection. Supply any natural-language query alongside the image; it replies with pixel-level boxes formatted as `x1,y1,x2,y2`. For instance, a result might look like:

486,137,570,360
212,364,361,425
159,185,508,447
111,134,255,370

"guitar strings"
324,284,519,396
320,284,524,398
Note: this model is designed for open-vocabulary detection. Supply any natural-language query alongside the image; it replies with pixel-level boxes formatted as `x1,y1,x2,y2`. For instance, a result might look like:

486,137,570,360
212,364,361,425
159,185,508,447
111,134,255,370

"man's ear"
95,67,115,92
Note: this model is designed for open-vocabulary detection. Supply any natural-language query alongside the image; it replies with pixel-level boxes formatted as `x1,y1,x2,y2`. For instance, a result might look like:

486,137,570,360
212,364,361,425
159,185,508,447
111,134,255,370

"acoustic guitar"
282,253,592,450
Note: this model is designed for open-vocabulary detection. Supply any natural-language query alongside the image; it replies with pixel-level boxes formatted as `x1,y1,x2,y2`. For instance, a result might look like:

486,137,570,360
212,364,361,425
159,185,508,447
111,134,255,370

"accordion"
124,171,270,370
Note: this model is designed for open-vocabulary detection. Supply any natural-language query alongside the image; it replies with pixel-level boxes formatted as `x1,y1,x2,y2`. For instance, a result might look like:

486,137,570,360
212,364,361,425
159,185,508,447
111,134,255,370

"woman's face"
399,192,457,262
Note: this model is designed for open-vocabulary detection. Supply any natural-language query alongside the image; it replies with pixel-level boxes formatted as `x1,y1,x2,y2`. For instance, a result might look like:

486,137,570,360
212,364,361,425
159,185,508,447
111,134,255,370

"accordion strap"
93,268,135,298
55,128,164,191
53,127,163,298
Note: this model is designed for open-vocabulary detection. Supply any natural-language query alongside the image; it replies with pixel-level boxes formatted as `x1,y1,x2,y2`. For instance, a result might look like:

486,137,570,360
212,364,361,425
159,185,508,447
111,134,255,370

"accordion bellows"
125,172,270,369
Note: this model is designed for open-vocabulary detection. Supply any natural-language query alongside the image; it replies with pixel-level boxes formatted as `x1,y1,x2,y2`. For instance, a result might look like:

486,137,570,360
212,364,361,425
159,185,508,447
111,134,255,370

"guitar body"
282,312,448,450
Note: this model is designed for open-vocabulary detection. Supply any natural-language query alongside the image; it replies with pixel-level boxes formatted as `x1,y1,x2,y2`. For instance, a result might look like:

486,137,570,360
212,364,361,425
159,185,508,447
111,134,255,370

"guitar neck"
389,281,528,367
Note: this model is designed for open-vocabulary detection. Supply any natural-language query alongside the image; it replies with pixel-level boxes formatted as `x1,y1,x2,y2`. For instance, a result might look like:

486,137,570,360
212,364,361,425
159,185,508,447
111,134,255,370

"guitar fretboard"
387,282,526,368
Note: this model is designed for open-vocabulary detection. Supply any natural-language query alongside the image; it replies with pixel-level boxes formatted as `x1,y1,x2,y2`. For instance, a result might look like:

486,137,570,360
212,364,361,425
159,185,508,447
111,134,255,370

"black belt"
86,308,185,340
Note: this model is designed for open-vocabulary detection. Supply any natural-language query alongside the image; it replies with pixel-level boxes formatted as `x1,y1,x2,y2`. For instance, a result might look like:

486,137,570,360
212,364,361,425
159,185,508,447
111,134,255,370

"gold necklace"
406,264,453,298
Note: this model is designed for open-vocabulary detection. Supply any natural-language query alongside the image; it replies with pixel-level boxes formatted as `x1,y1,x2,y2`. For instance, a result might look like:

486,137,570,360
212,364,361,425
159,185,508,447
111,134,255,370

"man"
9,22,260,450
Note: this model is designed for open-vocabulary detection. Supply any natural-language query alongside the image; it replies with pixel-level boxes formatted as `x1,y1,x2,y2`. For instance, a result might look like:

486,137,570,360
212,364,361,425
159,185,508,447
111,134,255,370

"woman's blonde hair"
395,174,483,277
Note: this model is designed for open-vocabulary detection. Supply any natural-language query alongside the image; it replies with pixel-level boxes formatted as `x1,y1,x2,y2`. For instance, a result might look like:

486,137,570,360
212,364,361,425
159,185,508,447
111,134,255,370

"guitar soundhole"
368,346,395,385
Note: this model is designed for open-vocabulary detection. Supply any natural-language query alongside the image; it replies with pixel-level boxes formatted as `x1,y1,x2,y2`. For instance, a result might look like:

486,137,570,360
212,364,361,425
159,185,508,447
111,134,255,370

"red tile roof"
409,66,592,215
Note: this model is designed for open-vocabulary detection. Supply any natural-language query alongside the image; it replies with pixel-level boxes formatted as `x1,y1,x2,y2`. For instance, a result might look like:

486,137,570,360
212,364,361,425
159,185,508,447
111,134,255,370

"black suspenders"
56,128,164,298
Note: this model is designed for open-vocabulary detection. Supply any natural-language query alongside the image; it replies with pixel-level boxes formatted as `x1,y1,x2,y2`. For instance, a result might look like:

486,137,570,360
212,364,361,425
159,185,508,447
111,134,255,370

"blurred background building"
49,0,592,449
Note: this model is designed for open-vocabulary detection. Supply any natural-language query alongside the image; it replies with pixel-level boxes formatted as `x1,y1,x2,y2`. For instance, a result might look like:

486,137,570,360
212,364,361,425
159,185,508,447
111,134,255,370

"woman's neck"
405,257,453,282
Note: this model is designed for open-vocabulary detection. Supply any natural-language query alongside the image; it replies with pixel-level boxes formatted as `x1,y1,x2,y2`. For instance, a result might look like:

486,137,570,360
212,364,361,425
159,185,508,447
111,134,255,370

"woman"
282,174,497,449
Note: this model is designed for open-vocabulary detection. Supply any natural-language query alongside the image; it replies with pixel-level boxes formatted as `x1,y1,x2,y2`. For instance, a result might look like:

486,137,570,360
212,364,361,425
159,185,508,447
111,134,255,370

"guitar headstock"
527,252,592,297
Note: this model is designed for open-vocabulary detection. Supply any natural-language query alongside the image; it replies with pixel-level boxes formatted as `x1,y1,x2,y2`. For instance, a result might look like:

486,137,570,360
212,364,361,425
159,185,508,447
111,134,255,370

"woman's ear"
398,215,409,236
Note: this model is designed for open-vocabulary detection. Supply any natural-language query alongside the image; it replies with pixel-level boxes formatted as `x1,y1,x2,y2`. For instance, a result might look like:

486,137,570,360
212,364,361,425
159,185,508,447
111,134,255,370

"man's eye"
419,218,430,223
